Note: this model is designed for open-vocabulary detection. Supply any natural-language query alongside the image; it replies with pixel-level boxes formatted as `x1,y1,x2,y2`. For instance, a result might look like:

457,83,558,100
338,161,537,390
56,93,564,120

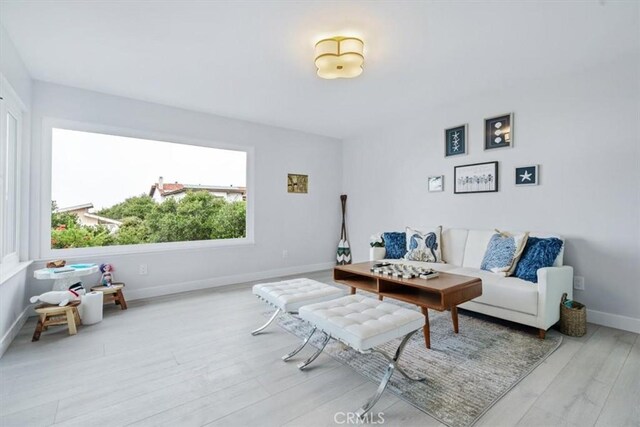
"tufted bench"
288,294,426,418
251,278,344,336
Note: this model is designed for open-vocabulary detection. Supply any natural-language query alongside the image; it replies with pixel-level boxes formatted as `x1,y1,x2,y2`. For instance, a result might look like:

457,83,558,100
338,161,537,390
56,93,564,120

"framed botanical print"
454,161,498,194
515,165,539,186
444,124,467,157
287,173,308,193
484,113,513,150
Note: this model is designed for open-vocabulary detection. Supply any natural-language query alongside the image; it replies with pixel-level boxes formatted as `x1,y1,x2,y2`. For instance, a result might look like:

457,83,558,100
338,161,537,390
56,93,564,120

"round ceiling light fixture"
314,36,364,79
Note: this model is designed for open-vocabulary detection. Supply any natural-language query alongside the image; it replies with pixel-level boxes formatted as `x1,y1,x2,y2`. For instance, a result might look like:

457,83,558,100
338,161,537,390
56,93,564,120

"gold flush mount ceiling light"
314,36,364,79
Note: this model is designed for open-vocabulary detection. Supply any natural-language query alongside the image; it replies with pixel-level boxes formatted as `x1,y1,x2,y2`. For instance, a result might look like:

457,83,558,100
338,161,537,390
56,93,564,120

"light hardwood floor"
0,270,637,427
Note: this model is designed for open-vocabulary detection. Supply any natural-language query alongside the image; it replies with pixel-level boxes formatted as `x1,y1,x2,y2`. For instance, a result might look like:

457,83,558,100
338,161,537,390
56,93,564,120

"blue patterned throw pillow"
514,237,564,283
382,232,407,259
481,231,529,275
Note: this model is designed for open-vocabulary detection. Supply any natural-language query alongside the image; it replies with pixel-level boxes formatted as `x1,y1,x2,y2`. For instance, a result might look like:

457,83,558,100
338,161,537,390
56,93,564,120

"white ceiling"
1,1,638,139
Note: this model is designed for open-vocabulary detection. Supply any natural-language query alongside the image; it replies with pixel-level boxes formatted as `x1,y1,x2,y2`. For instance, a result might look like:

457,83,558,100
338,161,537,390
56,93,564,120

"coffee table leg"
420,307,431,349
451,306,459,333
350,287,356,295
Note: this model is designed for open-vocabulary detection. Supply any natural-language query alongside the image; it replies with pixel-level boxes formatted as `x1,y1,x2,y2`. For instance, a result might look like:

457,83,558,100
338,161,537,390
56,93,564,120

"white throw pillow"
404,226,443,263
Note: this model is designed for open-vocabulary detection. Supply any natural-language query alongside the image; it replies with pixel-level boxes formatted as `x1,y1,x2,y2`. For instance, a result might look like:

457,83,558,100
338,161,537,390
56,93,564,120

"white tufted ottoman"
251,278,344,336
289,294,426,418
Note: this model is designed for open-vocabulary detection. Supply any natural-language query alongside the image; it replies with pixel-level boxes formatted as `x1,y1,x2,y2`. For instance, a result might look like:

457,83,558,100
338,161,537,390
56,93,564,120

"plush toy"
30,282,86,307
99,263,115,287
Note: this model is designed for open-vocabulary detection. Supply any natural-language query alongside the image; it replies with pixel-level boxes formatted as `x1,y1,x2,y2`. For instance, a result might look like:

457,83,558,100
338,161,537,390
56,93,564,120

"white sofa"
370,228,574,337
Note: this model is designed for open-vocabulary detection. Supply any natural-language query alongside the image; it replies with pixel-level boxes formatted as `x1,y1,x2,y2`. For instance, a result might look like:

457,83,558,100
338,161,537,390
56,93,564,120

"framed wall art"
515,165,539,186
454,161,498,194
428,175,444,192
287,173,308,193
484,113,513,150
444,124,467,157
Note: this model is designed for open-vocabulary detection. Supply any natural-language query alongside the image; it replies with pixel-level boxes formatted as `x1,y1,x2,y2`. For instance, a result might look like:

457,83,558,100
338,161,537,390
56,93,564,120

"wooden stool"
32,300,81,342
90,283,127,310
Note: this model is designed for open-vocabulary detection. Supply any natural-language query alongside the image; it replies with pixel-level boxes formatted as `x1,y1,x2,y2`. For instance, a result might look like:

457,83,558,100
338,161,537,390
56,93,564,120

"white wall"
342,54,640,328
0,25,31,109
0,24,32,356
28,81,343,300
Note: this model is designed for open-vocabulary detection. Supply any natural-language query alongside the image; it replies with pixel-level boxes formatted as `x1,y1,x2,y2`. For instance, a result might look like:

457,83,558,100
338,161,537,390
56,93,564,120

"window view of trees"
51,192,246,249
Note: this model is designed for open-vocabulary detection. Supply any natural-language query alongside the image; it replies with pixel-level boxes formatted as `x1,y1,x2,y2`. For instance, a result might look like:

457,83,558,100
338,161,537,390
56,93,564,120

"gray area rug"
275,304,561,427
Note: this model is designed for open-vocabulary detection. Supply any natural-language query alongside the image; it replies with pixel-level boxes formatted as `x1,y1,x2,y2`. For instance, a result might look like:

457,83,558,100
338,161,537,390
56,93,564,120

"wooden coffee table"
334,262,482,349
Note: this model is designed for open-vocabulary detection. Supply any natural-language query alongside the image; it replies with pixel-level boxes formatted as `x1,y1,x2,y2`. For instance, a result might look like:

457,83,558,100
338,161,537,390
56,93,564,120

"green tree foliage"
97,195,156,220
51,191,246,249
51,201,80,229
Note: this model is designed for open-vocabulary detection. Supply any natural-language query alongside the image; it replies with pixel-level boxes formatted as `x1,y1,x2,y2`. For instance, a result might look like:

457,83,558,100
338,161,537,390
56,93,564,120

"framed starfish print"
444,124,468,157
515,165,538,186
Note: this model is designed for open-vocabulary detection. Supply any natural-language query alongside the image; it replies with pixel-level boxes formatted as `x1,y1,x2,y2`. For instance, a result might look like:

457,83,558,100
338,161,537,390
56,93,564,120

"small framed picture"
287,173,308,193
484,113,513,150
454,161,498,194
515,165,539,186
428,175,444,192
444,124,467,157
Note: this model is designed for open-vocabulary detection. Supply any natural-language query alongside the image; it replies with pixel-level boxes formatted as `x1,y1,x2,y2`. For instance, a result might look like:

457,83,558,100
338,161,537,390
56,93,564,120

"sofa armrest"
536,266,574,330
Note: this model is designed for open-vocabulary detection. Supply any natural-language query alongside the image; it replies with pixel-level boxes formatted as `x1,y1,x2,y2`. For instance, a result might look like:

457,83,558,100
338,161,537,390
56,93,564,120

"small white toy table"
34,264,99,291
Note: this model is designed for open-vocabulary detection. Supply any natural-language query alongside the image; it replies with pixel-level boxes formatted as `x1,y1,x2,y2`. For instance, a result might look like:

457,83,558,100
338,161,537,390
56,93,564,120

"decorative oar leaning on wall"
337,194,352,265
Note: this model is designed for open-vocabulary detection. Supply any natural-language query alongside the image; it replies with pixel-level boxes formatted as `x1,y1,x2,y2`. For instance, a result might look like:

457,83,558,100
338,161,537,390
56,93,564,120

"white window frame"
40,118,255,258
0,76,24,269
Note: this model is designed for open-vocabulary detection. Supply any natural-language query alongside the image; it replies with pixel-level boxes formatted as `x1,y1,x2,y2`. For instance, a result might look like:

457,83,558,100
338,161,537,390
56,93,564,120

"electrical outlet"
282,250,288,259
573,276,585,291
139,264,148,275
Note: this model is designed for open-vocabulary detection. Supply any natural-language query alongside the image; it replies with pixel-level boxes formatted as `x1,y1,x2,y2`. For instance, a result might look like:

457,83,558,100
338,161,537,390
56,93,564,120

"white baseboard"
587,309,640,334
0,306,31,358
124,261,336,301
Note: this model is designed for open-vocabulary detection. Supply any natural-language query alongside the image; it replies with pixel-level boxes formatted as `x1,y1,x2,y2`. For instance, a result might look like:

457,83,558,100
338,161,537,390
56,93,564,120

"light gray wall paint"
28,81,343,299
342,55,640,321
0,25,31,108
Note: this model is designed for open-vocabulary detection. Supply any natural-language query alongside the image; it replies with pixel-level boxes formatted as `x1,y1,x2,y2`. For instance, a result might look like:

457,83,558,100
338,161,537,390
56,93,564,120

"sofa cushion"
449,267,538,315
480,231,529,276
382,232,407,259
462,230,496,269
404,226,442,262
513,237,564,283
441,228,468,267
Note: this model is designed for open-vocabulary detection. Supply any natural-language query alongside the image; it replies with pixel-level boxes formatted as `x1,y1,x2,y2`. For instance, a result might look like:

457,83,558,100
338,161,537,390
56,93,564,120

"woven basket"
560,293,586,337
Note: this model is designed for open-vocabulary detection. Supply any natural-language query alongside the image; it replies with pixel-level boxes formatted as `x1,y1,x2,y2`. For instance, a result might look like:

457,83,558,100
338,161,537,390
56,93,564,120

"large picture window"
50,128,248,250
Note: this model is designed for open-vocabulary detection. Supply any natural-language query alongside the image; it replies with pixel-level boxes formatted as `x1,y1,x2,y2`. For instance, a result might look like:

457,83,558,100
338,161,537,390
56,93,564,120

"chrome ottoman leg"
251,308,282,336
282,326,317,361
357,329,425,419
297,332,331,370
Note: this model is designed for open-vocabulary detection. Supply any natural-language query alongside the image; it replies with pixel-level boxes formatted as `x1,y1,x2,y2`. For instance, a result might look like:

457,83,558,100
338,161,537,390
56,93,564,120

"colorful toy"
99,263,115,287
30,282,86,307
